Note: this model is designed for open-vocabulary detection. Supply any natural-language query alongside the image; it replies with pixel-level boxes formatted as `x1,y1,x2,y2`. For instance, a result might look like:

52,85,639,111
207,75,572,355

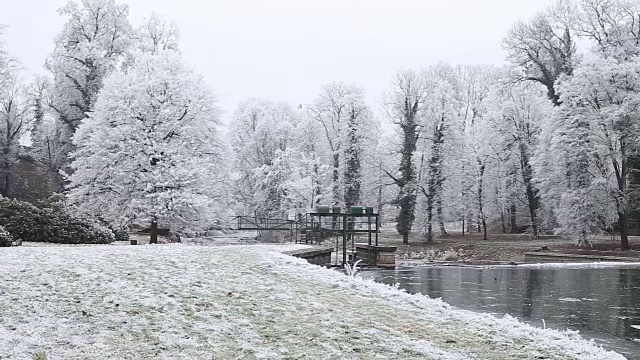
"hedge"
0,199,115,244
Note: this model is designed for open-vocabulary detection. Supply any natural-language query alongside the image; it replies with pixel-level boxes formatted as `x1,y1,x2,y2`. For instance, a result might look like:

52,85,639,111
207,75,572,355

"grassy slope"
0,244,624,359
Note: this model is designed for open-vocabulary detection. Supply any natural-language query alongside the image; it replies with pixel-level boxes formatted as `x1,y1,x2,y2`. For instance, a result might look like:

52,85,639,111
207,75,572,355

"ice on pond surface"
485,262,640,269
363,263,640,359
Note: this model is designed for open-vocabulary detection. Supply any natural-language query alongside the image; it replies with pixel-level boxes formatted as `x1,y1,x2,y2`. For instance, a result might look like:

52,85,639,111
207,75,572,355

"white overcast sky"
1,0,551,122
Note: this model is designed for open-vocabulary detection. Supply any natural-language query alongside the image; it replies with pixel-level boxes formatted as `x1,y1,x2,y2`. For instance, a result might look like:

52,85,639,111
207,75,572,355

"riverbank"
0,243,624,359
382,228,640,265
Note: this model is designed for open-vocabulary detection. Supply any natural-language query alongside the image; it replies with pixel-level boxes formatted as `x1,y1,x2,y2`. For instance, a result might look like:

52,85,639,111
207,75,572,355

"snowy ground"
0,243,626,360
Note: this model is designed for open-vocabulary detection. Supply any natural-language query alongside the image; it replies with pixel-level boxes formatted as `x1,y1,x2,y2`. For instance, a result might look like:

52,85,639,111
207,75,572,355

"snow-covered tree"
461,115,494,240
29,76,68,179
343,94,371,209
0,26,18,92
525,0,640,248
0,80,31,198
309,82,371,208
383,70,429,244
536,106,615,246
503,0,575,106
296,112,331,209
67,51,225,235
573,0,640,60
134,14,179,56
230,98,300,218
444,65,492,236
487,80,550,238
538,57,640,248
45,0,133,165
416,65,461,242
253,147,313,218
368,129,397,222
0,30,31,198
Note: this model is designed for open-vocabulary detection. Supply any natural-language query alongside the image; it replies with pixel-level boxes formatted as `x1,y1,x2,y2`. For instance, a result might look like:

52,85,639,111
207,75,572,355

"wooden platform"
284,246,333,267
355,244,397,269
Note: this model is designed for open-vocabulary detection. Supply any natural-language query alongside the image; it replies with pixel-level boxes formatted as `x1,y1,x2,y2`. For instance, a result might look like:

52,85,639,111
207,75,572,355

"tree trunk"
332,152,340,206
424,120,445,243
1,147,10,197
313,162,322,208
482,217,487,240
150,219,158,244
520,143,540,238
438,203,448,237
393,107,419,245
524,184,539,238
439,222,448,237
344,113,361,209
476,161,486,238
2,164,9,198
510,203,517,233
426,198,434,243
376,183,383,218
613,140,630,250
619,210,630,250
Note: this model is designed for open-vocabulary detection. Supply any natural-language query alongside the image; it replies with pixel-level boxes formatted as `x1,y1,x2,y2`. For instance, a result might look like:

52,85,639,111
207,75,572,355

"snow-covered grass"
0,244,625,360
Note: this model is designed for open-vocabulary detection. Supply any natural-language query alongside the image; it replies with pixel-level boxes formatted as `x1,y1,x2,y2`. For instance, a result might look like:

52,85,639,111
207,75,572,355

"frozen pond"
363,263,640,359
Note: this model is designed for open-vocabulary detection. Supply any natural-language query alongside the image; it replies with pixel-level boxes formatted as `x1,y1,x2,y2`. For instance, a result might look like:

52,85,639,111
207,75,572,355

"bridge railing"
231,215,305,231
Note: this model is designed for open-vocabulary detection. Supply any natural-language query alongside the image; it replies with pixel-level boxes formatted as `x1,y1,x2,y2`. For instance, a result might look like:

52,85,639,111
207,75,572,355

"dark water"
363,263,640,359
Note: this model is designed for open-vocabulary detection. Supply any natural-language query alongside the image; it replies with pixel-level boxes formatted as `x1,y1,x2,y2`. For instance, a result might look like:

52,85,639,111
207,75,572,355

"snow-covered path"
0,244,625,359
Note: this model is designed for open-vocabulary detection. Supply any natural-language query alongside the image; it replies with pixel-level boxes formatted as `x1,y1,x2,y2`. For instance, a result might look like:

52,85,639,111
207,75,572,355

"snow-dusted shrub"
398,248,467,261
0,225,15,247
97,217,129,242
43,210,115,244
112,227,129,242
439,248,462,261
0,199,115,244
0,199,42,242
344,259,362,277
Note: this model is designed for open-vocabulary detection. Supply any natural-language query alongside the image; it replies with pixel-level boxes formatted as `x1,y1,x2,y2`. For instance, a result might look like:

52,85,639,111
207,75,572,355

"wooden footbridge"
231,215,303,232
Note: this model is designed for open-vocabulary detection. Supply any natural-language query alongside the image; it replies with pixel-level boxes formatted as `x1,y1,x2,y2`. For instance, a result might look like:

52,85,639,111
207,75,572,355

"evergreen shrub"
0,199,115,244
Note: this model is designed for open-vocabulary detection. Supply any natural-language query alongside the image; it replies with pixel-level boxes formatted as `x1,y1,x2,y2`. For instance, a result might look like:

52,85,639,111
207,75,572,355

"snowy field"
0,243,626,360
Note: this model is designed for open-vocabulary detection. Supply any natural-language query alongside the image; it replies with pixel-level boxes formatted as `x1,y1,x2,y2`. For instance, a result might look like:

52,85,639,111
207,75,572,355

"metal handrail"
231,215,306,231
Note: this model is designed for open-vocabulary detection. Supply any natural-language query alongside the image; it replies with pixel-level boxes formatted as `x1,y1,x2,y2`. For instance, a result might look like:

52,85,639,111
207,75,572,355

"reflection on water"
363,264,640,359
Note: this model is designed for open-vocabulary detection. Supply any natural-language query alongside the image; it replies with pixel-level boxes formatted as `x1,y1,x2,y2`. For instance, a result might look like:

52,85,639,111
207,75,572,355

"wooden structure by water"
299,207,397,268
231,207,397,268
354,244,397,269
284,246,333,267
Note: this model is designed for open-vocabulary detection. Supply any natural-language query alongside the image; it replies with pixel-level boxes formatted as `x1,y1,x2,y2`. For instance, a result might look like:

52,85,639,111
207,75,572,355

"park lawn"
0,244,625,360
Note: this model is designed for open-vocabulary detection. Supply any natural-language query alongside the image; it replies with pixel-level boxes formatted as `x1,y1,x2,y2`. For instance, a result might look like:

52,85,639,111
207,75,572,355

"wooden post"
368,215,372,246
375,215,379,246
150,219,158,244
342,215,348,266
